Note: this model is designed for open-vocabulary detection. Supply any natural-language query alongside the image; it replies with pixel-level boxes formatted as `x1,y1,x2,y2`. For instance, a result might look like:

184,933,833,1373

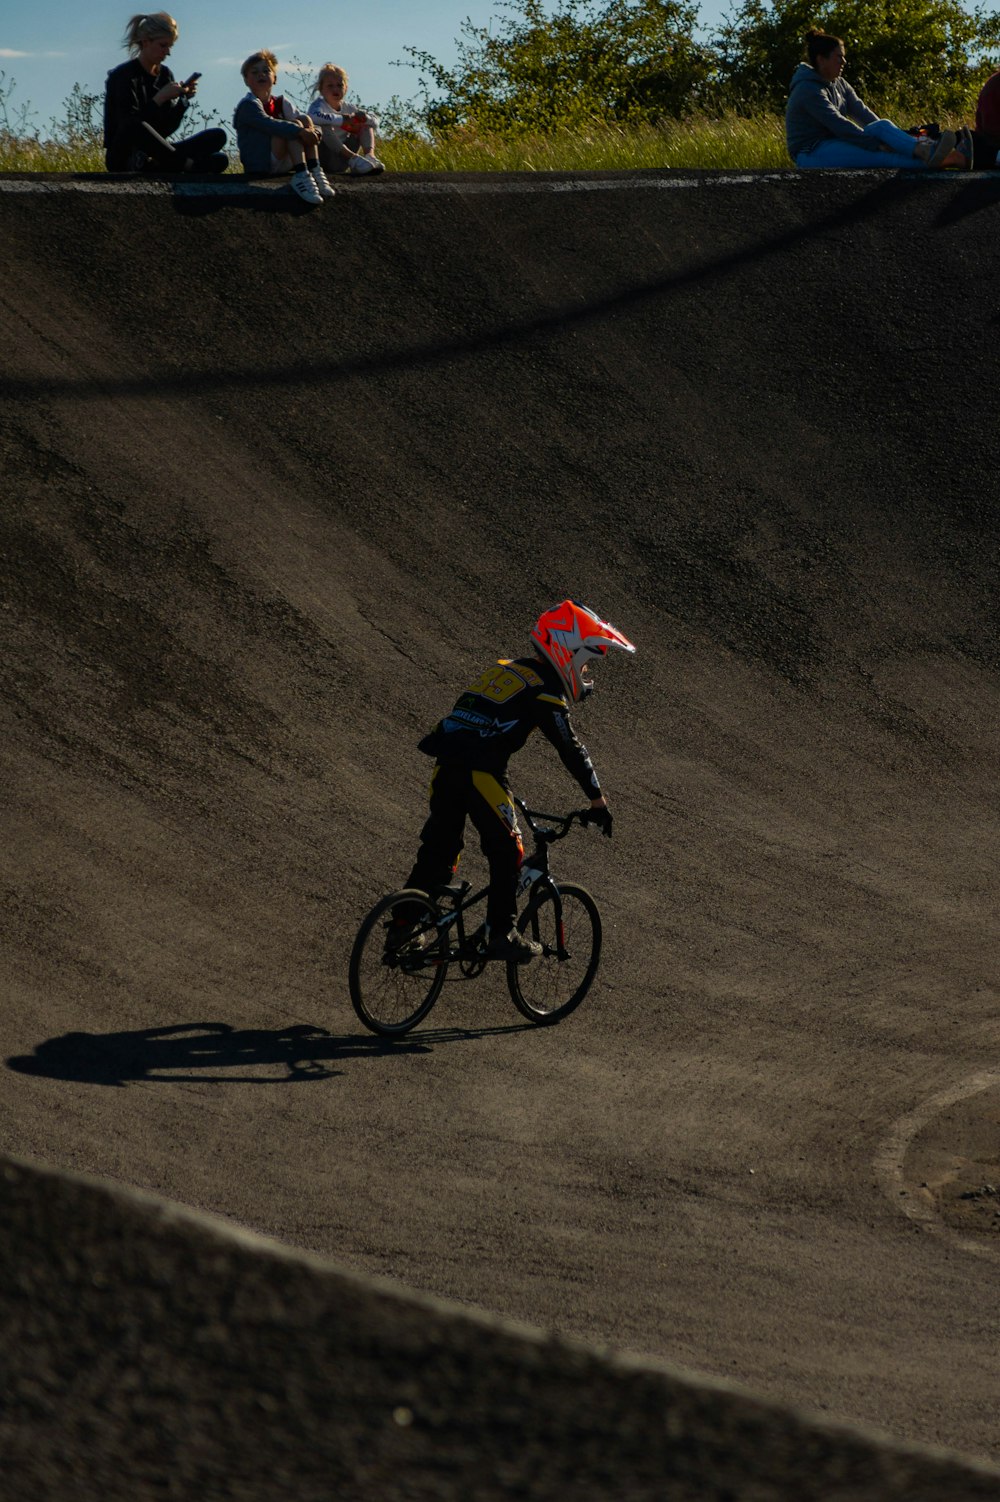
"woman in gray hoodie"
785,29,958,169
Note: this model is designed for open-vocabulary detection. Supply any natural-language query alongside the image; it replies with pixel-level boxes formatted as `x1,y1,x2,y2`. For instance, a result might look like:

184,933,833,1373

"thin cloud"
216,45,303,67
215,53,312,73
0,47,66,57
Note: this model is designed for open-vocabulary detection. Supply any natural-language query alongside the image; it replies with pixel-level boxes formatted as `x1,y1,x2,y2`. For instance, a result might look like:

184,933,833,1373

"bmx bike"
349,798,604,1037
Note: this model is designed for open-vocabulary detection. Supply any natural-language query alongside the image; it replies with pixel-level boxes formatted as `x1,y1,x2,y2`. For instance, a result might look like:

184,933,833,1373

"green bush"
401,0,716,136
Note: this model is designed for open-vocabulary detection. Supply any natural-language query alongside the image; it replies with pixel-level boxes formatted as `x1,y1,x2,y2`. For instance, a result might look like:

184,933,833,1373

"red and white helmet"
531,599,635,703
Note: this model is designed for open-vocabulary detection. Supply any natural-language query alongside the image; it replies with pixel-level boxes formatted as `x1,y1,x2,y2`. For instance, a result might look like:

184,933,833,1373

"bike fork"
527,880,570,961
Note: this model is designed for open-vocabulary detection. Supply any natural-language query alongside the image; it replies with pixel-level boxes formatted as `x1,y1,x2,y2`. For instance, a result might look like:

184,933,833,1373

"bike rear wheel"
507,882,601,1023
349,890,448,1037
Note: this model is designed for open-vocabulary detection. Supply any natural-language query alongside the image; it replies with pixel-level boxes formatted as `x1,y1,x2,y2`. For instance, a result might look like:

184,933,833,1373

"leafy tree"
400,0,716,135
713,0,1000,116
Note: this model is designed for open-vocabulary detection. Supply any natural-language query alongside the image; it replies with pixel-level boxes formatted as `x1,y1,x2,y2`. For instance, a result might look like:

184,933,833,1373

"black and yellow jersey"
417,654,601,800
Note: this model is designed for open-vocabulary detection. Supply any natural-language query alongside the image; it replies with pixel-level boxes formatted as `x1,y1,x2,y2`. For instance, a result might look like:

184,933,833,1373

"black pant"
971,129,1000,169
405,763,524,936
107,123,228,174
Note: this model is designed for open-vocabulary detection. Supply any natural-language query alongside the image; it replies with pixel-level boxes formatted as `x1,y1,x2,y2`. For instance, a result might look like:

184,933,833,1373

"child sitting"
307,64,384,176
233,49,336,204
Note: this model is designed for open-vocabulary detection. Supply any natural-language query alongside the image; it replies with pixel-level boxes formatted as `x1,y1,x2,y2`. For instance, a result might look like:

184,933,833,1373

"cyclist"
398,600,635,962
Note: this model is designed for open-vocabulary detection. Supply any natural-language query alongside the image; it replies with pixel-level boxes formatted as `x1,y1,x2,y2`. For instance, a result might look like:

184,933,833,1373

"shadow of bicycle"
5,1017,535,1086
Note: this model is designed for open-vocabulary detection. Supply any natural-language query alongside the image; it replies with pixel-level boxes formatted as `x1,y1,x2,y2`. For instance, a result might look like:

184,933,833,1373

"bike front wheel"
507,882,601,1024
349,890,448,1037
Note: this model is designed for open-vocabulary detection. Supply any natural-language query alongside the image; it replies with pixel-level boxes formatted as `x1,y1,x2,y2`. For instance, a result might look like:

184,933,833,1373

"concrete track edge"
2,166,994,198
2,1151,999,1501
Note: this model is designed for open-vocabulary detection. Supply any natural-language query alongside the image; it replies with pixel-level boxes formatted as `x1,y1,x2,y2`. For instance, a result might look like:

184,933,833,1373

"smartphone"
183,72,202,86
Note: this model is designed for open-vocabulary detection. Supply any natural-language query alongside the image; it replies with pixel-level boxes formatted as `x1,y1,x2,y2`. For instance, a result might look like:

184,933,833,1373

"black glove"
586,806,613,839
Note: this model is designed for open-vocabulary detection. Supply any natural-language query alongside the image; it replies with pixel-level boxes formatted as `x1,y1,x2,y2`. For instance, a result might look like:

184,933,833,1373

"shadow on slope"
2,175,914,404
6,1019,534,1085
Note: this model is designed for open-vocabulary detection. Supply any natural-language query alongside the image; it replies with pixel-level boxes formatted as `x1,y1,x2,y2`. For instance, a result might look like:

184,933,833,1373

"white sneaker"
366,155,386,174
486,929,543,964
310,163,336,199
347,155,377,175
913,129,956,169
291,168,323,205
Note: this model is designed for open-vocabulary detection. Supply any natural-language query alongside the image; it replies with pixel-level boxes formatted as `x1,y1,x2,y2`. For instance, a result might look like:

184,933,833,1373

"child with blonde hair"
307,64,384,175
233,49,336,204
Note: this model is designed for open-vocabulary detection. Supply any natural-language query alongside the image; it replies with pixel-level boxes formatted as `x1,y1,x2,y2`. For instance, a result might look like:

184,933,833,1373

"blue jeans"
796,119,924,170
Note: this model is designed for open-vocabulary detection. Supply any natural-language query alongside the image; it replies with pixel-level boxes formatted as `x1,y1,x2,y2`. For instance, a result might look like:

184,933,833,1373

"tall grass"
0,135,105,172
0,73,105,172
380,114,789,171
0,112,791,174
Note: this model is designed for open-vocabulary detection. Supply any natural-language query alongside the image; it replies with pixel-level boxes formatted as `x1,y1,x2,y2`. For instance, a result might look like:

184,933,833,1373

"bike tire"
349,890,448,1037
507,882,602,1024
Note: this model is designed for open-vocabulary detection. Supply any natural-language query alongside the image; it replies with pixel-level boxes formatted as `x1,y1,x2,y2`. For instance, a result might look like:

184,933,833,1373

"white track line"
874,1068,1000,1262
0,169,975,197
0,174,793,196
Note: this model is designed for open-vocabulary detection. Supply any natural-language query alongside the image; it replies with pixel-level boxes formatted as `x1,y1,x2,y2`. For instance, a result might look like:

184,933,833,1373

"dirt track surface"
4,169,1000,1481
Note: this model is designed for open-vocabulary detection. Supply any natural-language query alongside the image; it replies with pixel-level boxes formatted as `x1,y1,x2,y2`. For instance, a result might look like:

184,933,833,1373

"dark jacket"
104,59,188,170
418,655,601,799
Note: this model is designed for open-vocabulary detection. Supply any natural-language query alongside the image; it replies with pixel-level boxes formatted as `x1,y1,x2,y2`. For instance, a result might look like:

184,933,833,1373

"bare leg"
318,125,355,172
272,138,306,171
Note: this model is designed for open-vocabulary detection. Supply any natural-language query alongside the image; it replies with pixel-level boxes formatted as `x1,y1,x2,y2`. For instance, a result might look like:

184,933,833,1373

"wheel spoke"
508,884,601,1023
349,892,447,1036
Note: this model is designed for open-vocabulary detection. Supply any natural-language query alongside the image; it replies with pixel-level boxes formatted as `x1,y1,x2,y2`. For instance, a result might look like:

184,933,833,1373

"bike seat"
433,880,471,903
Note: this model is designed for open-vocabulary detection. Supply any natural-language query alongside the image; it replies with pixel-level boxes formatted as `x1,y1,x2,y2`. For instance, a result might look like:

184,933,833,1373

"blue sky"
1,0,729,137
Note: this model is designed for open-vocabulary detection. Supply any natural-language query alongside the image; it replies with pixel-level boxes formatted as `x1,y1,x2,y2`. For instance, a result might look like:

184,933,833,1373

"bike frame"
425,798,581,963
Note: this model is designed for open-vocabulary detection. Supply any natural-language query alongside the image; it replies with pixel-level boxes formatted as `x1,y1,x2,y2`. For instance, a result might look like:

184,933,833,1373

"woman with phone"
104,11,228,173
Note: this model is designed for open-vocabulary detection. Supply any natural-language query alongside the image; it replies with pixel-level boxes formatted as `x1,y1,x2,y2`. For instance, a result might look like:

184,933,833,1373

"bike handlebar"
515,799,606,842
